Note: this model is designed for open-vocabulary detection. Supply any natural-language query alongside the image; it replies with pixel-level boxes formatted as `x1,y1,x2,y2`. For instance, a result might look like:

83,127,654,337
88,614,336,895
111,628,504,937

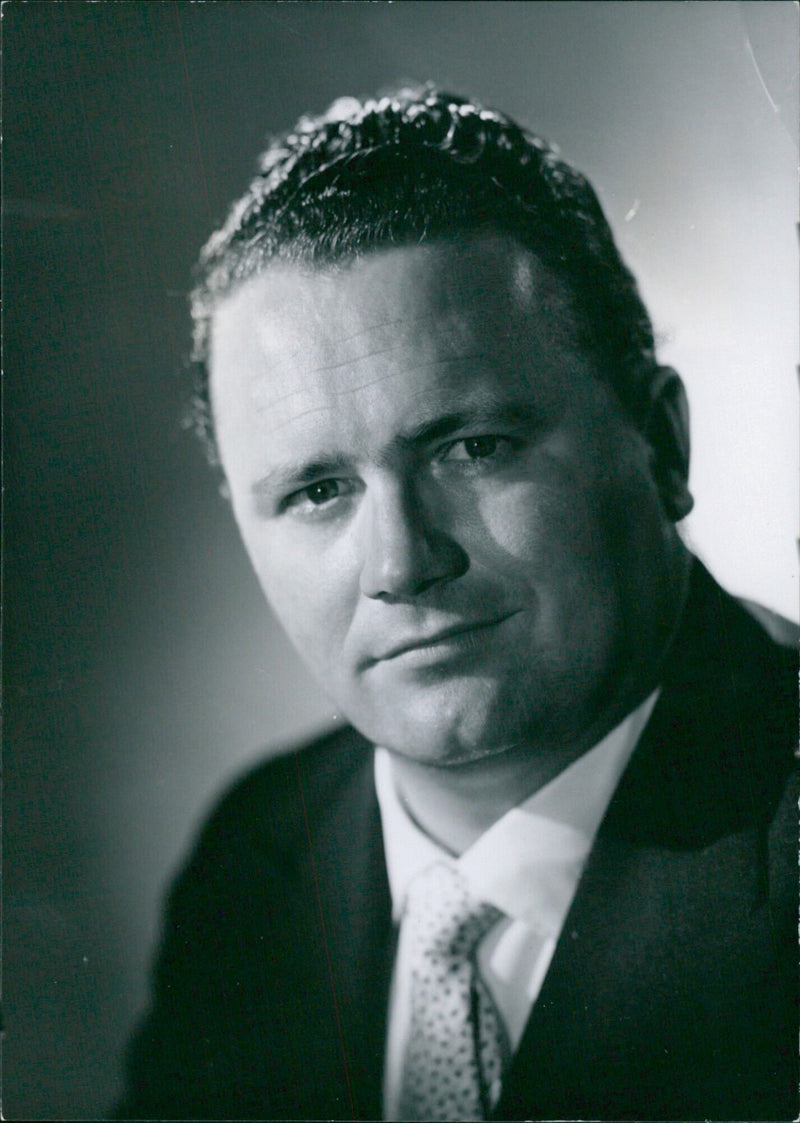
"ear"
642,367,694,522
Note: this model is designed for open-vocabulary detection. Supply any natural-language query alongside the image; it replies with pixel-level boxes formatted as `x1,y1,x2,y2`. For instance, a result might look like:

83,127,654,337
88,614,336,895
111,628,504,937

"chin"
358,688,524,769
381,734,502,770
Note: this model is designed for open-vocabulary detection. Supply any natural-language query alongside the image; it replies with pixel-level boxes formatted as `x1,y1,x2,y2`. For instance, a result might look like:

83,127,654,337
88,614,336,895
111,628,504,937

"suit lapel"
495,562,797,1119
294,736,393,1119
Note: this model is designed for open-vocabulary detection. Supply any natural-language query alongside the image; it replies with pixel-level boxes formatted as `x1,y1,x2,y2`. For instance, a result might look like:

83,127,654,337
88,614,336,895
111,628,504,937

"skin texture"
210,235,693,850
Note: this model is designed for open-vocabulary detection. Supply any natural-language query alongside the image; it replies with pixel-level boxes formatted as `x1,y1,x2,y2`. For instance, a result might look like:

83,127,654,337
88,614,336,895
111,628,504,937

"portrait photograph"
4,2,798,1119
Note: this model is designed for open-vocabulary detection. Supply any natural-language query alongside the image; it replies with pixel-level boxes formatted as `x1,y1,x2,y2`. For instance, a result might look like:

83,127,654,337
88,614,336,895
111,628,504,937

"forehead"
208,236,597,458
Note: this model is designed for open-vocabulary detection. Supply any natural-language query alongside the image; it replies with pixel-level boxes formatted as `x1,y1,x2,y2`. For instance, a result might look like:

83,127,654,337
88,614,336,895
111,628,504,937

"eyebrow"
252,455,354,500
400,403,539,447
250,400,543,503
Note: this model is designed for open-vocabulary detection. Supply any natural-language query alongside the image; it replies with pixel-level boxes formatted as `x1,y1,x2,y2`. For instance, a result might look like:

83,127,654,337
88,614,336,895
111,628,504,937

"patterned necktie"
397,862,510,1122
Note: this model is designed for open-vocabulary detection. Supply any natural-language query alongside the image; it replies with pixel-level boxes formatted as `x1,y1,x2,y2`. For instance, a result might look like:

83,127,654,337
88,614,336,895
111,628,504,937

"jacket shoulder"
671,561,797,729
606,561,797,848
738,595,799,649
186,722,373,874
115,723,375,1118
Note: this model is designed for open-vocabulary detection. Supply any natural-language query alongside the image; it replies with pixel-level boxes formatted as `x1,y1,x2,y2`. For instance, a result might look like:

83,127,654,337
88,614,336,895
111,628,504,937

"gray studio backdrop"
5,2,797,1118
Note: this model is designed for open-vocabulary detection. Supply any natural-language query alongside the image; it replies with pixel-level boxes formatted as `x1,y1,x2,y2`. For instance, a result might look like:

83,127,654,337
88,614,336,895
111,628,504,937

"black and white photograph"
5,2,798,1119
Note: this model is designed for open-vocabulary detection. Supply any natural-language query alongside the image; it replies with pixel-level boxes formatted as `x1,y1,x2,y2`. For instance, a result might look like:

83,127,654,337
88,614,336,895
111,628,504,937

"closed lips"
375,615,516,662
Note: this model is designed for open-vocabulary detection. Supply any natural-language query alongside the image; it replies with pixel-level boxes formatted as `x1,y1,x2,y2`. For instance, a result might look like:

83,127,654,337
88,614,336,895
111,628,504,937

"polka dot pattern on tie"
397,862,510,1121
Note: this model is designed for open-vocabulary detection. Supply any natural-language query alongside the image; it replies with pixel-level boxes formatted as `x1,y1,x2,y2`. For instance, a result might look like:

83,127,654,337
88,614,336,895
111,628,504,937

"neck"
389,740,589,856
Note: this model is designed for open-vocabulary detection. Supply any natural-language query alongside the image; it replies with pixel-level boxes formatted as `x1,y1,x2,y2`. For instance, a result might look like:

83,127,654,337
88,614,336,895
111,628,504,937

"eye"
284,478,348,515
441,435,505,461
304,479,341,505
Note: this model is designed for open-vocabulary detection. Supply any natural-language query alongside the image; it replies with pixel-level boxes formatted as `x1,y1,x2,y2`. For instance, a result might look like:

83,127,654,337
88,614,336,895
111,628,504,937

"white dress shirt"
375,691,659,1120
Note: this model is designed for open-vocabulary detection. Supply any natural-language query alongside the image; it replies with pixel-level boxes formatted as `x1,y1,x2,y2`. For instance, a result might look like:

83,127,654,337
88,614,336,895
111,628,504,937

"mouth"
370,614,518,665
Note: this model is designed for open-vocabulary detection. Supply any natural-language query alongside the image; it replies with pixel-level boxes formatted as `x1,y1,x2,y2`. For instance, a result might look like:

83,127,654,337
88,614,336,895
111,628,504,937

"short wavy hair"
188,84,659,463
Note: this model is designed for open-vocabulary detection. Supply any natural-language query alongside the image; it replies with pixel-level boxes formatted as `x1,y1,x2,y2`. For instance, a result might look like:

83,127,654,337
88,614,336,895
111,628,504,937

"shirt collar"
374,690,659,934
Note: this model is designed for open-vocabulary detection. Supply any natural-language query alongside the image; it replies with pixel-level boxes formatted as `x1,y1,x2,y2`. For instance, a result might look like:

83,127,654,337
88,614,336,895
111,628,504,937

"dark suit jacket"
117,563,798,1120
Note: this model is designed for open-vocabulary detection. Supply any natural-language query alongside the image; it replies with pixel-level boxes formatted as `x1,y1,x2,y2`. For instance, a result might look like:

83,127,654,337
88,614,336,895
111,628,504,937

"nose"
357,479,468,600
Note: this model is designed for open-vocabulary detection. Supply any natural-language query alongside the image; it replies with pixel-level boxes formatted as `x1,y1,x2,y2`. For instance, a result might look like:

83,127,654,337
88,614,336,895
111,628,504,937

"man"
117,87,797,1121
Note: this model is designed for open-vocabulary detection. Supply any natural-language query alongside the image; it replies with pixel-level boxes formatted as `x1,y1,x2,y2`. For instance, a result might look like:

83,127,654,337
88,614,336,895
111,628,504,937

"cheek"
469,478,610,578
245,526,359,666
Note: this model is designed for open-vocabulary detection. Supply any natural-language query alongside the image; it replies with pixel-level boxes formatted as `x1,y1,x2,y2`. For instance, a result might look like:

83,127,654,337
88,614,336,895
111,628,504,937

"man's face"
210,236,684,766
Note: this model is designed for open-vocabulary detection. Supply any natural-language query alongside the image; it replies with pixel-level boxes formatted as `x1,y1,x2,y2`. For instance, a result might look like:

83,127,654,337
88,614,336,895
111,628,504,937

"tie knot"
404,863,503,959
